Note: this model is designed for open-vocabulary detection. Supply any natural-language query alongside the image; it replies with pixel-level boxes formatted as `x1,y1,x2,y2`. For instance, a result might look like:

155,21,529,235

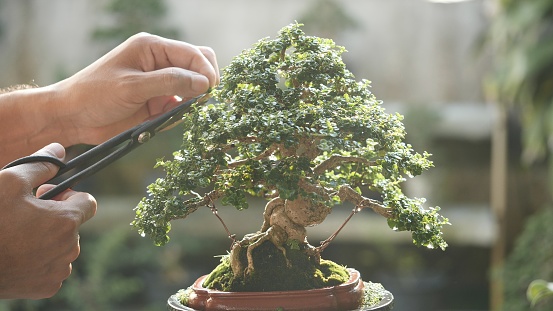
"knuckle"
62,263,73,281
68,241,81,263
128,32,156,45
164,68,183,90
65,192,97,224
0,169,29,193
79,192,98,220
0,168,20,183
85,193,98,213
199,46,216,57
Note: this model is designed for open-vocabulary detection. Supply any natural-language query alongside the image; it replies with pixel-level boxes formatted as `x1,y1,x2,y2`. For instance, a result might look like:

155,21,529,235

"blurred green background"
1,0,552,310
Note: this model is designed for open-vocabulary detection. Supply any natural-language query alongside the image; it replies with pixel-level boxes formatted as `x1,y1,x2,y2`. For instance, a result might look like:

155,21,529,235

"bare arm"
0,33,219,167
0,85,70,166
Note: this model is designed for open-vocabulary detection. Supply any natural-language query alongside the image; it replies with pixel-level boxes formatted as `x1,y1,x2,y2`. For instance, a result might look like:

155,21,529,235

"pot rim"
192,267,361,297
168,291,394,311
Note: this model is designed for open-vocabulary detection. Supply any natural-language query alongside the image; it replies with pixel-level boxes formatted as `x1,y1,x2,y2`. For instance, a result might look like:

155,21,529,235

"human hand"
0,143,97,299
52,33,220,145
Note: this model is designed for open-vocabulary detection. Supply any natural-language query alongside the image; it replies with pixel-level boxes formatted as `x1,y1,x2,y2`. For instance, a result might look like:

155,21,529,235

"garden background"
1,0,551,310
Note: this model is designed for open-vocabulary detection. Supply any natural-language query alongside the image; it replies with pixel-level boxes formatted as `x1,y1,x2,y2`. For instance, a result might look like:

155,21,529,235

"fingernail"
191,74,209,93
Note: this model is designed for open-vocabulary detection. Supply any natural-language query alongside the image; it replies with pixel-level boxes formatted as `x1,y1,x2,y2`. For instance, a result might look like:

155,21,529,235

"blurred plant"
298,0,360,38
93,0,179,45
501,207,553,310
58,228,160,311
486,1,553,310
527,279,553,307
486,0,553,185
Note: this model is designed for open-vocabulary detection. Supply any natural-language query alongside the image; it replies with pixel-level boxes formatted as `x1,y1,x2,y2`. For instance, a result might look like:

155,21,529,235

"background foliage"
487,0,553,310
93,0,179,45
501,207,553,310
488,0,553,181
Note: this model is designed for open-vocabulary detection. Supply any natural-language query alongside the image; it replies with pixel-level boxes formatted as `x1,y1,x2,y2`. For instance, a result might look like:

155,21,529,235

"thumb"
7,143,66,190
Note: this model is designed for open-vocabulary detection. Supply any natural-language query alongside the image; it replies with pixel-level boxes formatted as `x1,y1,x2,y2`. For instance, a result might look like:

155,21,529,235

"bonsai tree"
132,23,448,292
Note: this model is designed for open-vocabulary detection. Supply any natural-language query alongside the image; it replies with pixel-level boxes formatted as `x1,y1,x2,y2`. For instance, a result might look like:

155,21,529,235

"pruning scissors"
2,93,211,200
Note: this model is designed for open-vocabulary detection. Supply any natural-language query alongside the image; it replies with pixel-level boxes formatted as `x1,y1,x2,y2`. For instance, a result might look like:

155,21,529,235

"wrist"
0,84,77,164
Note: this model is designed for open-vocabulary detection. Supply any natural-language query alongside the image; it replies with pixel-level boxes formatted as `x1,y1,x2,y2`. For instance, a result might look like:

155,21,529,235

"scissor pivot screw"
138,132,151,143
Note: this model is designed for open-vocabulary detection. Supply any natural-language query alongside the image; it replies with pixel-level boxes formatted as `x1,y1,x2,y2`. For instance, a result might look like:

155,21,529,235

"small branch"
337,185,392,218
227,144,278,168
206,197,237,248
313,155,376,175
317,185,391,253
169,190,224,221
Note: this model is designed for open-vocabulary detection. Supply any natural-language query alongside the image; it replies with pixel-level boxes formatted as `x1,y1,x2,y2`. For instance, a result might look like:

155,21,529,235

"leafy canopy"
132,23,448,250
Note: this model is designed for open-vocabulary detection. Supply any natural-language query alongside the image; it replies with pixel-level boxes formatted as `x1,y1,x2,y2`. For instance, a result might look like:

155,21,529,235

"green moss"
176,287,193,306
203,241,349,292
360,281,386,307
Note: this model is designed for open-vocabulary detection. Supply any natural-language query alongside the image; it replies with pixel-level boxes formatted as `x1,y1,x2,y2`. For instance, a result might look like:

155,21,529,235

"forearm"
0,85,76,166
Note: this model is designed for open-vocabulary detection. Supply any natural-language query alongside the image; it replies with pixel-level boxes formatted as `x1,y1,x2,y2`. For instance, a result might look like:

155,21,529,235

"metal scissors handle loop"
2,93,210,200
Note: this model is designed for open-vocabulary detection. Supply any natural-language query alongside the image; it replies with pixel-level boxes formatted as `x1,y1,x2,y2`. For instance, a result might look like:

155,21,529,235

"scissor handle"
2,155,66,171
0,140,137,200
55,122,143,177
39,140,136,200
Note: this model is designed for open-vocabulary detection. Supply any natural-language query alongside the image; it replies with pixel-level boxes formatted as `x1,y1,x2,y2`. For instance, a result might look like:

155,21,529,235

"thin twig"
206,197,237,248
317,205,361,253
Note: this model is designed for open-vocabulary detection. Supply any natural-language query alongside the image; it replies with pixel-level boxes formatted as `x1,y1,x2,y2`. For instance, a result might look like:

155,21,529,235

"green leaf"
527,280,553,307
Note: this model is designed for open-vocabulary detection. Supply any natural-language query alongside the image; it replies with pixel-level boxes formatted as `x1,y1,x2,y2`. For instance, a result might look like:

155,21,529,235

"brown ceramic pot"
168,268,372,311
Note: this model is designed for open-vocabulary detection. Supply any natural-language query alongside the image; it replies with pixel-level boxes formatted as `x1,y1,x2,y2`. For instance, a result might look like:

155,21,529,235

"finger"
4,143,65,190
37,184,97,224
35,183,75,200
36,184,98,225
198,46,220,86
62,191,97,224
130,34,219,88
35,183,56,198
152,37,219,88
134,68,210,101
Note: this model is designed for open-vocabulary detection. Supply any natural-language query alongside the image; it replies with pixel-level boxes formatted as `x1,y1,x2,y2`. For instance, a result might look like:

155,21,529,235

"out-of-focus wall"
0,0,105,85
0,0,489,105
